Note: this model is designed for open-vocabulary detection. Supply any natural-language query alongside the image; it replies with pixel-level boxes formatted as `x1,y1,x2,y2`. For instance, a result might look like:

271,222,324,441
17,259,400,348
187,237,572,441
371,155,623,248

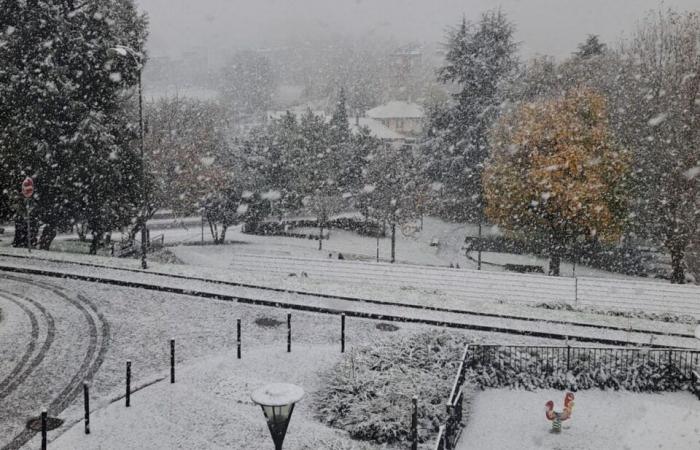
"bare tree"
612,9,700,283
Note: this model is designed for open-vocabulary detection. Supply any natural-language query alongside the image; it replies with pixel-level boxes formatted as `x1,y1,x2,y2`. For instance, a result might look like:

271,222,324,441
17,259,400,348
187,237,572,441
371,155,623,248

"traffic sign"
22,177,34,198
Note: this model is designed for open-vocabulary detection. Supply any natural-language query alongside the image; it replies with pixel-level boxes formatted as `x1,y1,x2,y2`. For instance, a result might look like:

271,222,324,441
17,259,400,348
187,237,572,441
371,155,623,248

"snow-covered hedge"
534,302,699,325
314,332,467,445
467,346,697,392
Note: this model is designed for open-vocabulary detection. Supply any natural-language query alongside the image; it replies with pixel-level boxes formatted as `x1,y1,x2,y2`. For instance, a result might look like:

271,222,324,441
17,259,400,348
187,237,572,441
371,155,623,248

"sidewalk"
43,345,379,450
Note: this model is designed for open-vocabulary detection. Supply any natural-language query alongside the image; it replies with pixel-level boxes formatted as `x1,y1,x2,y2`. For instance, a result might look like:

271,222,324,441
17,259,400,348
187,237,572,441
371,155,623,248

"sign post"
21,178,34,252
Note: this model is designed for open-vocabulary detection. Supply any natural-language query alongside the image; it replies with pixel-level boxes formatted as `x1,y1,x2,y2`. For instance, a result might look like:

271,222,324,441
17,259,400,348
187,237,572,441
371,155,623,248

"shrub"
314,331,467,445
467,347,696,392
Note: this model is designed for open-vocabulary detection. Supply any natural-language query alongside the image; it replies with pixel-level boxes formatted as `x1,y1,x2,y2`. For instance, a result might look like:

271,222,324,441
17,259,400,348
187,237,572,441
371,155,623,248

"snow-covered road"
0,275,108,450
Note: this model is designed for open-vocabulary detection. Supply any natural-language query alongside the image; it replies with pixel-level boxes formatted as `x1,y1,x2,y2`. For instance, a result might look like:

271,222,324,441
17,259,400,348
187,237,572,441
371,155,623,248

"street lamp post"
251,383,304,450
110,45,147,269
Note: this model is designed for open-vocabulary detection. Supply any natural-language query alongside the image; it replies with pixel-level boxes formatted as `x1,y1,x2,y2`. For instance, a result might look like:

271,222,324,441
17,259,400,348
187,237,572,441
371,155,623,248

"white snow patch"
199,156,215,166
647,113,668,127
261,190,281,201
682,166,700,180
458,389,700,450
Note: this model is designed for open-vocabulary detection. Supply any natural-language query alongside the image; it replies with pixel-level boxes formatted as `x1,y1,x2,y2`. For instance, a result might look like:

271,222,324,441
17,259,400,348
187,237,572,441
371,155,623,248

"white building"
366,101,424,137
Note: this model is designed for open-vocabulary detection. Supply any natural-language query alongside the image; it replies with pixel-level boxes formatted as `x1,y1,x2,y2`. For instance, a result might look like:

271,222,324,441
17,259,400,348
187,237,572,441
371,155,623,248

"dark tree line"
0,0,148,252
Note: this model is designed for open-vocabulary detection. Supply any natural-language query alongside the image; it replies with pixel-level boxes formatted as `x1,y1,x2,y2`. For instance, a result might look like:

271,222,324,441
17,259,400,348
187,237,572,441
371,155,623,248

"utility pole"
477,222,482,270
110,45,147,269
138,65,148,269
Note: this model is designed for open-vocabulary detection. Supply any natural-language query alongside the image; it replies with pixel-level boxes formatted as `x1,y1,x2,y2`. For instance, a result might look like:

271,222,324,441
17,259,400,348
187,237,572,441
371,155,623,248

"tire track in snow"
0,275,109,450
0,288,55,403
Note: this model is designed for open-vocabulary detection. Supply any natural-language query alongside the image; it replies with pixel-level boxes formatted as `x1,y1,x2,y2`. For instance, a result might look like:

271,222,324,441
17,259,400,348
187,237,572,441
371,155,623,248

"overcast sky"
135,0,698,59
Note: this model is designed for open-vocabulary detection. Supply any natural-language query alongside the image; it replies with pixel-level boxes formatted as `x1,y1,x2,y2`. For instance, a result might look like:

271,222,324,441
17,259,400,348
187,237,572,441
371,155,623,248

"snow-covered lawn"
0,216,672,282
459,389,700,450
47,345,381,450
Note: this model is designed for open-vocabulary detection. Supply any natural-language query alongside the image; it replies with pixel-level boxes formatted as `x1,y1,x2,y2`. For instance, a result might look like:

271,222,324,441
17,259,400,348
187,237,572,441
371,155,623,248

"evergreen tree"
329,87,350,143
574,34,606,58
0,0,148,250
424,10,518,223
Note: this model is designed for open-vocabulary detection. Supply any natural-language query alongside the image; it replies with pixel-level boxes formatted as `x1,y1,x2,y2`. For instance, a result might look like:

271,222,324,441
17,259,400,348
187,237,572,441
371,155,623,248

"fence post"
40,409,47,450
83,383,90,434
411,396,418,450
341,314,346,353
445,403,453,450
566,344,571,371
439,425,447,450
574,277,578,306
287,313,291,353
126,360,131,407
170,339,175,384
237,319,241,359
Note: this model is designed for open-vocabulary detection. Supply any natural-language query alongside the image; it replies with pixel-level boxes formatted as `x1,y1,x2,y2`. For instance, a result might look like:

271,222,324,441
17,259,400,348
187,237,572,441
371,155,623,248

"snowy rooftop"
351,117,407,140
266,109,407,141
366,101,424,119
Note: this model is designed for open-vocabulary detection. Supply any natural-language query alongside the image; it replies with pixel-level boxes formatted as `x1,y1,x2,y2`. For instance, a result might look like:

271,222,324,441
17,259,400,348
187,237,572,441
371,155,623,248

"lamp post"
251,383,304,450
109,44,147,269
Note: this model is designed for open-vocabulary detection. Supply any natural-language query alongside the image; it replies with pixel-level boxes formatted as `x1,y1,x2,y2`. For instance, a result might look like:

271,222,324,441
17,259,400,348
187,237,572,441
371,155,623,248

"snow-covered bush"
534,302,699,325
467,346,696,392
314,331,467,445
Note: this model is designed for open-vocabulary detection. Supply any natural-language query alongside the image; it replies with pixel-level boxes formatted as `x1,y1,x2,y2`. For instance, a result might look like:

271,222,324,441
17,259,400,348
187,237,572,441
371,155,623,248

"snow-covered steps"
1,256,699,349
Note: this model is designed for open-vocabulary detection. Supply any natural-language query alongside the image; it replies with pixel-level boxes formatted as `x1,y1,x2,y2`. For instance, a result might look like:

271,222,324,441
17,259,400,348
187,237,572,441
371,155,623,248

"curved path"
0,275,109,450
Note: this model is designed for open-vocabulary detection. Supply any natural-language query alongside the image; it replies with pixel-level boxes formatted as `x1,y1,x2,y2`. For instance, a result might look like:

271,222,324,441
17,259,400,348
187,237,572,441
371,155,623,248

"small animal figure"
545,392,574,433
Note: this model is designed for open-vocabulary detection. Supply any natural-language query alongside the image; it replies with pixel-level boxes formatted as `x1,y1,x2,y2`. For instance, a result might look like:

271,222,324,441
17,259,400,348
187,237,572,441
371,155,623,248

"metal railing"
434,344,470,450
469,345,700,381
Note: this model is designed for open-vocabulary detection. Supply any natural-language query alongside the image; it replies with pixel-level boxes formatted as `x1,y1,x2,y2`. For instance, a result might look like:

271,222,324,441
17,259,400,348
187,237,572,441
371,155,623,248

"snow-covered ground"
0,216,649,279
2,272,566,449
46,345,381,450
1,252,698,348
459,389,700,450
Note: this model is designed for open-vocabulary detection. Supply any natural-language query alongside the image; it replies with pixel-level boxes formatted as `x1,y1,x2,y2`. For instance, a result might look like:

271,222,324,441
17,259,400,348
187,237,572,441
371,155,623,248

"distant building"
366,101,424,137
266,101,425,149
350,116,408,148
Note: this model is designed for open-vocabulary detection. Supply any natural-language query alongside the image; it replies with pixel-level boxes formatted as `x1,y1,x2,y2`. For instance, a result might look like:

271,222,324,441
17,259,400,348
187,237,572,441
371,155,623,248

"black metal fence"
468,345,700,391
434,345,470,450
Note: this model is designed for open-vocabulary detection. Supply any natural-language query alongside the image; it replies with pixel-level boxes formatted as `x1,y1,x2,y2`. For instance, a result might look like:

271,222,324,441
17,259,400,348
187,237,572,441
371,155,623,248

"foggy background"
135,0,697,59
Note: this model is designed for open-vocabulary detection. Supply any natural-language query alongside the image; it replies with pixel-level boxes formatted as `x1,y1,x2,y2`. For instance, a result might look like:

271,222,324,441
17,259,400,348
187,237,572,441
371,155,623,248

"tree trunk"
391,223,396,263
669,244,686,284
549,246,562,276
12,216,26,247
319,222,324,250
89,232,103,255
77,223,87,242
218,224,228,244
39,224,56,250
208,220,218,243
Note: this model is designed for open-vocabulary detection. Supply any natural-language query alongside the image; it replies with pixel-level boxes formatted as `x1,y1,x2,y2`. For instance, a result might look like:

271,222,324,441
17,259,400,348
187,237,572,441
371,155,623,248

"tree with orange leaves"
483,87,629,275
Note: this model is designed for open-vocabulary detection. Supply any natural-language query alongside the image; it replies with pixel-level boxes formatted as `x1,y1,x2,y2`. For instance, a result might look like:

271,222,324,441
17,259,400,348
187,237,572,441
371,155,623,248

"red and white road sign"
21,177,34,198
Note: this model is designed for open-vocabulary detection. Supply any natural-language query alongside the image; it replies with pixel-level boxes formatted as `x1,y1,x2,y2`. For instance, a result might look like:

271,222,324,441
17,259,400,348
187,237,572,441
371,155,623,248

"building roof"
366,101,424,119
350,117,406,141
